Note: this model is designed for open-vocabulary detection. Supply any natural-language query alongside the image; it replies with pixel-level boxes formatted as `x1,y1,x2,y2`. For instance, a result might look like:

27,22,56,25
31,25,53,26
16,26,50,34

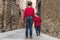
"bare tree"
1,0,5,29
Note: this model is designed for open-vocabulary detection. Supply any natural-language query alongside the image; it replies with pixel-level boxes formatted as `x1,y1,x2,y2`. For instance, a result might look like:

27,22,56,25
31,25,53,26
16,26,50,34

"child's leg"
25,19,29,38
35,26,38,36
29,16,33,38
38,26,40,35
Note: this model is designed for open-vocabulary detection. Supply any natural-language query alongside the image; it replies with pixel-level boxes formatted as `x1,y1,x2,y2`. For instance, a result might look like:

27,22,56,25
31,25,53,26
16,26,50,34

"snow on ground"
0,29,60,40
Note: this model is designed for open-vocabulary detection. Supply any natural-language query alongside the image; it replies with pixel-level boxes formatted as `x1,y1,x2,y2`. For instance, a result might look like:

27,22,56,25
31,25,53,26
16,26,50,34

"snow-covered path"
0,29,60,40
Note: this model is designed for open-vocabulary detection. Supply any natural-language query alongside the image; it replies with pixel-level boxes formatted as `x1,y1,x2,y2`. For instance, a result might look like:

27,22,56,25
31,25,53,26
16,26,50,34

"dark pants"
35,26,40,36
25,16,33,37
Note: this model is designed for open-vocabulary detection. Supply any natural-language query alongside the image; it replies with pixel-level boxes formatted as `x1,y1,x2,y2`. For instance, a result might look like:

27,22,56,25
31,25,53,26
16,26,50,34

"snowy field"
0,29,60,40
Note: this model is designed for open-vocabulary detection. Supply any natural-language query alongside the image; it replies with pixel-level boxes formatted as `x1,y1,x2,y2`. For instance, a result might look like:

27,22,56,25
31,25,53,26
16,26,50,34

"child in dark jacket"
34,14,41,36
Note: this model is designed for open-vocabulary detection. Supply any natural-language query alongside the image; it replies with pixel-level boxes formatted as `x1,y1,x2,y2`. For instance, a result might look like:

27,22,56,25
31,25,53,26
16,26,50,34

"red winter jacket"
34,16,41,26
23,7,34,20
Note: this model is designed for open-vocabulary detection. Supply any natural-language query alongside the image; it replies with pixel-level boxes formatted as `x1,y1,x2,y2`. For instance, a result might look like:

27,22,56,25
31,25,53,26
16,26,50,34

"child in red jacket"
34,13,41,36
23,1,35,39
